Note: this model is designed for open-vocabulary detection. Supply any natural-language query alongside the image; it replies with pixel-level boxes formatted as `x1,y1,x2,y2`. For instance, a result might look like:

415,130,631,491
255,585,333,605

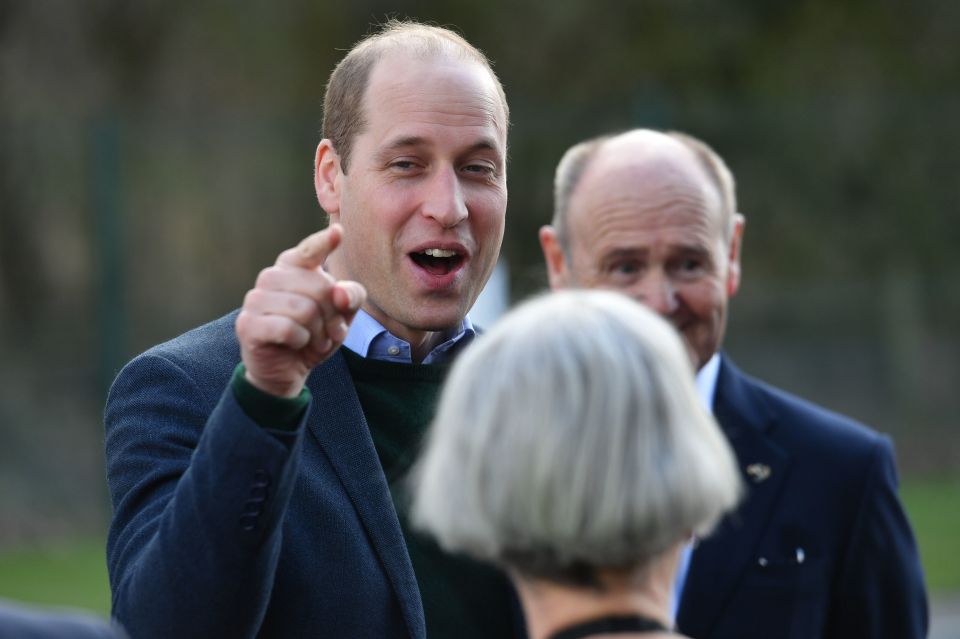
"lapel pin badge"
746,463,772,483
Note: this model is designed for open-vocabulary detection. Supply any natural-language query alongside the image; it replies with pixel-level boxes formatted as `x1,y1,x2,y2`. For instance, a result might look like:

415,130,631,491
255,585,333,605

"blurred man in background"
539,128,927,639
105,21,523,639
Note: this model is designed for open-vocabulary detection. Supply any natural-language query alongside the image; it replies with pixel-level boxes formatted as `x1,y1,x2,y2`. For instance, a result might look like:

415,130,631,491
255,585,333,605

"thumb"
332,281,367,315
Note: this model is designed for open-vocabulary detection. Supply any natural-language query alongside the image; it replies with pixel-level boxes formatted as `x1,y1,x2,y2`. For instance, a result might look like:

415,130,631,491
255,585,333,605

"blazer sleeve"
825,436,928,639
104,352,306,639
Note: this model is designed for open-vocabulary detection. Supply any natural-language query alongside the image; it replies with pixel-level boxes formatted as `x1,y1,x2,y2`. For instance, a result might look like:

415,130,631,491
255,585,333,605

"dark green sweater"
343,348,522,639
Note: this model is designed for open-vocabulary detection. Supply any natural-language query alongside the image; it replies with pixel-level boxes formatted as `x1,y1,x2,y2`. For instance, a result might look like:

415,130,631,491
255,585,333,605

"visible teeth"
422,248,457,258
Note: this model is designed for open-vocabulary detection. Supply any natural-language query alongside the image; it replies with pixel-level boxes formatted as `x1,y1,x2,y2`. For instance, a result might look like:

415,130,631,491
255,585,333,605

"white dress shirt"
670,353,722,622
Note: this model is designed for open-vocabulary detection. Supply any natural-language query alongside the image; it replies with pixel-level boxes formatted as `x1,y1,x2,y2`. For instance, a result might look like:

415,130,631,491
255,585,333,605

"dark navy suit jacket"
105,312,427,638
676,356,928,638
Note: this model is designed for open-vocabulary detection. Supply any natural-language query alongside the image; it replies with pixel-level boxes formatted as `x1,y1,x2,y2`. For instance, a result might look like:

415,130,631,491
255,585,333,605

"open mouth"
410,248,465,276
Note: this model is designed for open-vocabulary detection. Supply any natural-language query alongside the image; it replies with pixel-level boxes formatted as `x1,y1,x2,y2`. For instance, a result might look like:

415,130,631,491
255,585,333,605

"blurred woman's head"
411,289,742,588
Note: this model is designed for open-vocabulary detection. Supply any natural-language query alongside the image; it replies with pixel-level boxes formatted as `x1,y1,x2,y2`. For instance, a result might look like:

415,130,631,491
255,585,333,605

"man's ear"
726,213,745,297
539,225,571,290
314,139,342,219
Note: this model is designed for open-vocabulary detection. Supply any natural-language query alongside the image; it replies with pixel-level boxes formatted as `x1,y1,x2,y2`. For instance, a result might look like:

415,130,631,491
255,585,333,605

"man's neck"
362,306,456,364
407,333,445,364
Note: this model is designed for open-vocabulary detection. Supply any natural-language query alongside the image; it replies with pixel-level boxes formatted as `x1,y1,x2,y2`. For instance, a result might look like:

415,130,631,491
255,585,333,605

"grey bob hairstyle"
410,289,742,584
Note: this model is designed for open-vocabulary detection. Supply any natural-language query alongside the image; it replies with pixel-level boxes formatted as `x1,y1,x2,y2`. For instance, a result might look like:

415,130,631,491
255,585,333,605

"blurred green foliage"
902,477,960,591
0,538,110,615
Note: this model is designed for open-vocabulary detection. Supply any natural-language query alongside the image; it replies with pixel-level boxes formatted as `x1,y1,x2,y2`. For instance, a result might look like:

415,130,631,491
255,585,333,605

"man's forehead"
363,54,507,143
589,133,700,187
570,135,723,230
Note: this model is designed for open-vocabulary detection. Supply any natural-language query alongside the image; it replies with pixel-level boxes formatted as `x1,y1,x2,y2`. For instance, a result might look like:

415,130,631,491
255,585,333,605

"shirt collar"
695,352,722,413
342,309,476,365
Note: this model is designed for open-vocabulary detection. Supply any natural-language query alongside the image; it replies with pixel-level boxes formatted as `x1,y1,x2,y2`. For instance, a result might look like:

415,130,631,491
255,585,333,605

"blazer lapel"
676,356,791,637
306,351,424,639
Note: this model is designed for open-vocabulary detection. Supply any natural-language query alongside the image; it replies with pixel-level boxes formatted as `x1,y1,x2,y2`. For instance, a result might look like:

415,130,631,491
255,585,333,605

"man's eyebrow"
378,136,428,155
602,247,648,261
465,137,501,154
673,244,713,257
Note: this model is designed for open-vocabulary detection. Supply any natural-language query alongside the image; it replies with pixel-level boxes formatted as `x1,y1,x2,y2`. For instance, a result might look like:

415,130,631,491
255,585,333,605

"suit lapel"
676,356,791,637
305,352,424,639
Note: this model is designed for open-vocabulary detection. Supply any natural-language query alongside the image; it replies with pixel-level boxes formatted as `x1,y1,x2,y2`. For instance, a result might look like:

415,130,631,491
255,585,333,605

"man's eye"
391,160,417,170
674,257,709,278
462,163,495,176
612,261,640,275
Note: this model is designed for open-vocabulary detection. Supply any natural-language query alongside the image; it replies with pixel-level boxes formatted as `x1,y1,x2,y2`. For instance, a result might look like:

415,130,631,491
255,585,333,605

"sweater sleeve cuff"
230,363,311,432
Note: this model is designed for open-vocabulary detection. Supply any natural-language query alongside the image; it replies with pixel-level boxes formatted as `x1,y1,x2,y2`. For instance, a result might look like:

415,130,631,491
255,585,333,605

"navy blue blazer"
676,356,928,638
105,312,427,638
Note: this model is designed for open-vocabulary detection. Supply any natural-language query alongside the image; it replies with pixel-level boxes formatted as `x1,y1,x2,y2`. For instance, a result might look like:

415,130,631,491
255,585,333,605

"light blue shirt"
671,352,723,623
342,309,476,365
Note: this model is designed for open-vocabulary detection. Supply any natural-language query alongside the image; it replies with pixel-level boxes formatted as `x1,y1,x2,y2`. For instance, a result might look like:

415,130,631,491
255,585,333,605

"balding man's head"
539,129,745,370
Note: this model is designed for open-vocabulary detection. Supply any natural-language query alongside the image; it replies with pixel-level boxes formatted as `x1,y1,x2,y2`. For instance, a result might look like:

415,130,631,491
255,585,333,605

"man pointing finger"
105,21,520,639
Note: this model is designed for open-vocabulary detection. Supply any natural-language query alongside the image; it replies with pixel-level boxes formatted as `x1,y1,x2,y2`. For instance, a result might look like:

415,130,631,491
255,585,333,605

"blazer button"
250,469,270,501
239,514,258,531
252,470,272,487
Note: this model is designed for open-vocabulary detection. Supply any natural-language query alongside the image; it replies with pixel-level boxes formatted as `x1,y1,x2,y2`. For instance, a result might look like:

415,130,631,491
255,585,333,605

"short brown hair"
665,131,738,239
551,133,616,252
322,20,509,173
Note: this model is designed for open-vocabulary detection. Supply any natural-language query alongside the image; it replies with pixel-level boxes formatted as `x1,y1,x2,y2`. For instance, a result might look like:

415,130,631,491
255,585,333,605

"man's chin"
401,301,473,334
679,332,717,373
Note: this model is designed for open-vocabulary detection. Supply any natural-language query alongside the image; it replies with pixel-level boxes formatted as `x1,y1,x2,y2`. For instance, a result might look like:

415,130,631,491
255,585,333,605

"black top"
548,614,669,639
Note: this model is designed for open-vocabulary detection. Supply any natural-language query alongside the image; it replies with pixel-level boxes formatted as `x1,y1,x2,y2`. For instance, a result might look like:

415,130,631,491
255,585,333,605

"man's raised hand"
236,224,366,398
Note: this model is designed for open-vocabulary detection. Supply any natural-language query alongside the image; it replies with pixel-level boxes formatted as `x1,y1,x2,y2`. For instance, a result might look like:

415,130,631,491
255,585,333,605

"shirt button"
387,345,401,356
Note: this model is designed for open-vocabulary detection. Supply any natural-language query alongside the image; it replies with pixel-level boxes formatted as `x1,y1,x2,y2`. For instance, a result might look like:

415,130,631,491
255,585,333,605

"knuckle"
238,313,274,347
255,266,277,289
243,288,264,309
308,278,333,304
282,320,309,348
277,246,300,265
288,295,316,320
271,319,290,342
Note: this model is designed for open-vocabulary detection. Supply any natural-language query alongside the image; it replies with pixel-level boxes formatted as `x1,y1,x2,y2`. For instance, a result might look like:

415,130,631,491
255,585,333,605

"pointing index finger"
277,223,343,269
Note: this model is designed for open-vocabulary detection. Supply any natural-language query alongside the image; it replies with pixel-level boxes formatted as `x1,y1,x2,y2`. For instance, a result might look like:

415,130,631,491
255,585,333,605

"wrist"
243,369,304,399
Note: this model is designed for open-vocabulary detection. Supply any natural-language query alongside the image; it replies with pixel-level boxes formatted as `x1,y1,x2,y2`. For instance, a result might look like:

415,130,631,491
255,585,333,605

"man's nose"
421,168,468,228
634,272,679,316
